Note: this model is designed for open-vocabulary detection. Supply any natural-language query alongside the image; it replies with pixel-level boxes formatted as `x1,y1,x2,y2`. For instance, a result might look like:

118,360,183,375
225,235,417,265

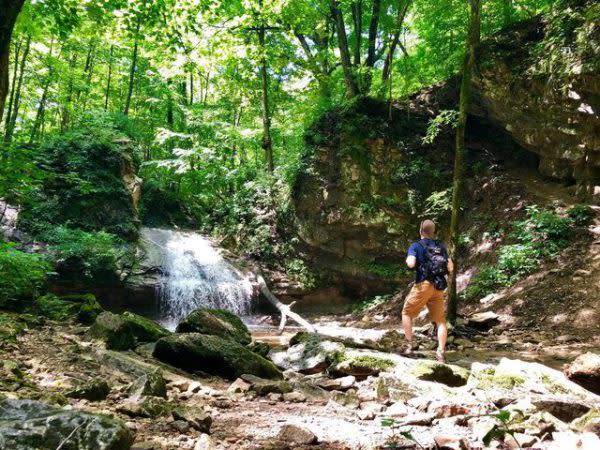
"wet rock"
268,333,345,374
411,361,469,387
176,308,251,345
153,333,282,380
0,398,133,450
128,370,167,398
564,352,600,395
172,406,212,433
241,374,292,396
66,377,110,401
466,311,499,330
248,341,271,358
90,312,137,350
276,424,318,445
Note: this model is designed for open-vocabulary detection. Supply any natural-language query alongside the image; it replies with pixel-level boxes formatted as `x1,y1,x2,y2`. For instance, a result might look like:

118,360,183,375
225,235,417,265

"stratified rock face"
293,98,453,296
474,2,600,191
0,399,133,450
153,333,283,380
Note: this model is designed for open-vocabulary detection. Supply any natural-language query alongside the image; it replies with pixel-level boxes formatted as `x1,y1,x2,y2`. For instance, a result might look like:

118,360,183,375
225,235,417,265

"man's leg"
401,283,428,354
427,289,447,362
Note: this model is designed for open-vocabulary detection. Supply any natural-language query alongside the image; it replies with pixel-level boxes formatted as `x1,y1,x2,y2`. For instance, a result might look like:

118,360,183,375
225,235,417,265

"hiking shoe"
399,341,413,355
436,349,446,363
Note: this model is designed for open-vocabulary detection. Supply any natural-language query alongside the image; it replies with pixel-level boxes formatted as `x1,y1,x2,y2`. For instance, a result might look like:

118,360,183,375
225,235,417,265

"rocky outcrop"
153,333,283,380
0,399,133,450
291,1,599,296
473,3,600,192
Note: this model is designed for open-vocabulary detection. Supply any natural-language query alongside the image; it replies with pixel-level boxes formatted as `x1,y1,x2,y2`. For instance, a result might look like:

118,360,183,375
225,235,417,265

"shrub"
0,242,51,309
37,226,123,281
568,204,594,226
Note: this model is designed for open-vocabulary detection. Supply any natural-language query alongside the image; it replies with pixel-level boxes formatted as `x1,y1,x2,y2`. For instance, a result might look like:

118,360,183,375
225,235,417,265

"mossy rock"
90,312,170,351
248,341,272,358
122,311,170,342
33,293,103,325
90,312,136,351
66,378,110,401
327,351,395,379
153,333,283,380
127,370,167,398
176,308,251,345
0,398,134,450
411,361,470,387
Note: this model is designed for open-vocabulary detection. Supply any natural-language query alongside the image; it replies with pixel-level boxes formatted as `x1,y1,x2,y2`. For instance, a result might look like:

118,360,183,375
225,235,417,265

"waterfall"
141,228,254,330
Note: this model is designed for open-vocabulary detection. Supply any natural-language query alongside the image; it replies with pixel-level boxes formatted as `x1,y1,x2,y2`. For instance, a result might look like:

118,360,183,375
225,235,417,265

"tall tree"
124,21,140,116
447,0,482,324
0,0,26,122
257,26,274,173
330,0,359,97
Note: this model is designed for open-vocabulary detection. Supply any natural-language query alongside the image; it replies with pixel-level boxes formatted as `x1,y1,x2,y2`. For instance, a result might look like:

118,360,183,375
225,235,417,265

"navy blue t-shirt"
407,239,449,283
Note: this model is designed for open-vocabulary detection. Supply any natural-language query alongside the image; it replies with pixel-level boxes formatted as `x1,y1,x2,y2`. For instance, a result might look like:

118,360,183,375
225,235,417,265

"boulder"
240,374,292,396
276,425,318,445
122,311,170,342
90,312,136,350
90,312,170,350
532,398,591,423
128,370,167,398
0,398,133,450
268,333,345,374
194,434,217,450
172,406,212,433
176,308,251,345
153,333,282,380
564,353,600,395
66,378,110,401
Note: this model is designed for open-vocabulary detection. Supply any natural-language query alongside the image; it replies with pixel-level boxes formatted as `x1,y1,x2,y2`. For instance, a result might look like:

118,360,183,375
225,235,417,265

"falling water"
141,228,254,330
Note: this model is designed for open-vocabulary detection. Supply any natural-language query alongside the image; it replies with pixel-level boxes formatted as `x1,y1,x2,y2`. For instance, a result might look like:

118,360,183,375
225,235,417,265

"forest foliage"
0,0,571,304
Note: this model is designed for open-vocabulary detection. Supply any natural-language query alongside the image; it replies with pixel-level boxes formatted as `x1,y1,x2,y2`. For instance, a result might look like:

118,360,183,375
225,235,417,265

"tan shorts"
402,281,446,323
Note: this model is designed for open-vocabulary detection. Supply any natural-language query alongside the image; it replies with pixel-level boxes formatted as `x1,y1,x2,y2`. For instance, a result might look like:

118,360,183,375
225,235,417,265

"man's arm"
406,255,417,269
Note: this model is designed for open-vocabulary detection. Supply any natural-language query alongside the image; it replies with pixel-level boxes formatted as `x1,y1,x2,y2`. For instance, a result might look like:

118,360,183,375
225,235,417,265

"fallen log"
255,274,316,334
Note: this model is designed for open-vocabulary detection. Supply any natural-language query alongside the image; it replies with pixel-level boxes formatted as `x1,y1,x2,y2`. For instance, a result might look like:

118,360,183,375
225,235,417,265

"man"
401,219,453,362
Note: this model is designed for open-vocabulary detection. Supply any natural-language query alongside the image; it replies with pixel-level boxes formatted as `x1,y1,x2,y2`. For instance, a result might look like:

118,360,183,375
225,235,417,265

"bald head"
420,219,436,239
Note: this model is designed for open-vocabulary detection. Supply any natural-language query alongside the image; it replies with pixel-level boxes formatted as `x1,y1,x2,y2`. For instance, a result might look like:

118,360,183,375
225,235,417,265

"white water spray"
141,228,254,330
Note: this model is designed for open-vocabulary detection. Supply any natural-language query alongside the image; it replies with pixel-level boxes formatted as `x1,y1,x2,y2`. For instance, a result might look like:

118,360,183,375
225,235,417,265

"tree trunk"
189,71,194,104
0,0,25,123
4,38,20,134
61,52,77,131
447,0,481,324
30,78,51,143
257,27,273,172
365,0,382,67
4,33,29,143
124,24,140,116
104,44,114,111
382,0,410,82
330,0,358,98
351,1,362,66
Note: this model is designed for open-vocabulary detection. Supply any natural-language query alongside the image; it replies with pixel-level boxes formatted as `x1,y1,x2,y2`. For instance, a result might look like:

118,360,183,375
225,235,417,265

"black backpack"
418,239,449,290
